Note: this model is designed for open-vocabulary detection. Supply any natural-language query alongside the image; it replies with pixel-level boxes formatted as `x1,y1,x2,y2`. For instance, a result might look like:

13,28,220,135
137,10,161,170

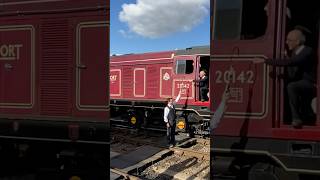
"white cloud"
118,29,134,38
119,0,209,39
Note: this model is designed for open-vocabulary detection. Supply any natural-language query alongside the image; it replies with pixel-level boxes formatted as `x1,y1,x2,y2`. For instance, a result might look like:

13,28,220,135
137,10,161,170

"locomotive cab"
211,0,320,178
174,46,211,103
195,55,211,102
279,0,319,127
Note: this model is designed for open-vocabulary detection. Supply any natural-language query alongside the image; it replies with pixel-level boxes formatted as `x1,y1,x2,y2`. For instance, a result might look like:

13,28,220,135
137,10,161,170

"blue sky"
110,0,210,55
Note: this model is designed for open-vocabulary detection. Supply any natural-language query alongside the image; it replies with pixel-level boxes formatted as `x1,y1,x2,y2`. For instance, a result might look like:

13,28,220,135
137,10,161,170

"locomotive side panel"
0,0,109,143
111,62,174,100
0,24,35,114
122,66,134,98
110,69,121,97
146,64,159,98
110,53,174,101
159,66,173,98
0,0,109,121
133,67,146,97
39,17,73,117
73,19,109,120
145,63,174,99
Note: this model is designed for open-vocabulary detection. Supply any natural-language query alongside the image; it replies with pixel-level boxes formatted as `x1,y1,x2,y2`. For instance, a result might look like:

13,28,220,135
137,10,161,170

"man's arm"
173,90,182,104
265,47,312,66
163,107,169,123
202,76,209,82
194,76,208,83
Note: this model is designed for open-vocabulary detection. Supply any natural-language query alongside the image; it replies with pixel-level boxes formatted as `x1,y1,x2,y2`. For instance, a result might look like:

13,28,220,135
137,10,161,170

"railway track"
111,168,140,180
111,119,167,132
111,125,210,179
111,126,167,148
138,139,210,179
171,146,209,161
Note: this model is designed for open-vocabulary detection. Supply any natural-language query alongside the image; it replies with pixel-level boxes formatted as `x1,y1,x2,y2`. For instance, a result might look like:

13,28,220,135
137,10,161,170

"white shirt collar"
295,45,305,55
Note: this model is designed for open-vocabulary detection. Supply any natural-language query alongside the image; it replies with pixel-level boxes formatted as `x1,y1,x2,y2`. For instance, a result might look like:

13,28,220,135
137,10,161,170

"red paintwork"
0,0,109,122
110,50,210,108
210,0,320,141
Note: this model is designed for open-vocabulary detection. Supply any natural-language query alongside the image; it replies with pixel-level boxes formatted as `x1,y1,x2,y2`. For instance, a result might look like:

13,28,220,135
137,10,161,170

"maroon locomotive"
110,46,210,135
211,0,320,179
0,0,109,144
0,0,109,177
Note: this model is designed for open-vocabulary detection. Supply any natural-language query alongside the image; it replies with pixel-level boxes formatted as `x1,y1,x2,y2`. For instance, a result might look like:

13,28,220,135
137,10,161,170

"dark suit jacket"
167,106,176,126
195,76,209,89
265,46,316,83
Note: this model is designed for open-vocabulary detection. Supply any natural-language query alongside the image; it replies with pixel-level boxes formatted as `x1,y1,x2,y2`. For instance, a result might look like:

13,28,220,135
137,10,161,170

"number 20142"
215,70,254,84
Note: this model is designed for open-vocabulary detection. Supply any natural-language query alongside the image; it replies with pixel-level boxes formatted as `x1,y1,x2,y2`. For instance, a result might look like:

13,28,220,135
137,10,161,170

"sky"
110,0,210,55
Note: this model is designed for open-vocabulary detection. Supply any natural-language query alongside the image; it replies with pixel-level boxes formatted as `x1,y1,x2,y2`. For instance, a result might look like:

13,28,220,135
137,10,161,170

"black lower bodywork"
212,136,320,179
0,118,109,179
110,99,211,135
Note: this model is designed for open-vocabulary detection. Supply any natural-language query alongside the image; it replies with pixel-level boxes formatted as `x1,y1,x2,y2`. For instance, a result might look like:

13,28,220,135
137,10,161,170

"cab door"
171,55,195,103
195,55,211,102
75,20,108,117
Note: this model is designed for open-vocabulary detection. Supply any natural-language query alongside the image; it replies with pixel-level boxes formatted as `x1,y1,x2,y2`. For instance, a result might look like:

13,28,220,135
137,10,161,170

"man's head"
199,70,206,78
166,97,173,106
286,29,306,51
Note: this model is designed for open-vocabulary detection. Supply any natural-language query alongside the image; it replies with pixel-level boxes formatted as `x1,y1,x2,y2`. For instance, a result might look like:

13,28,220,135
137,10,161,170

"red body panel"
111,51,175,100
210,0,320,141
110,50,210,109
0,27,32,107
0,1,109,123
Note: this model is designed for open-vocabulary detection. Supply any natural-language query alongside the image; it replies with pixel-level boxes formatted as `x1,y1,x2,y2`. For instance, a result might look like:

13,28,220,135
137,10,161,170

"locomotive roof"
175,45,209,56
110,51,175,62
110,45,209,62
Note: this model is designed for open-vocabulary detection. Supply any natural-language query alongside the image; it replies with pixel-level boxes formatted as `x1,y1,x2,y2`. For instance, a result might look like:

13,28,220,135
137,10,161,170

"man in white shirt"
164,90,181,147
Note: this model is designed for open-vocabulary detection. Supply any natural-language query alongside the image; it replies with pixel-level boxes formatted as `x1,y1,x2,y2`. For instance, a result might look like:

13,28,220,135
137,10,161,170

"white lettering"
110,75,117,81
215,70,255,84
0,44,23,60
15,44,23,60
0,45,8,57
177,82,190,89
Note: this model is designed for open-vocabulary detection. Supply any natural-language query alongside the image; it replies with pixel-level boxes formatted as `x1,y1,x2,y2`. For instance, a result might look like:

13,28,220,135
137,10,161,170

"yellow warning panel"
177,120,185,130
131,116,137,125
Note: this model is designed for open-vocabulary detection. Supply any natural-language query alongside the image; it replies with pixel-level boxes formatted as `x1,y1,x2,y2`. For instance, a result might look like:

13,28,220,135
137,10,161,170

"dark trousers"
287,79,316,121
167,123,176,145
200,87,209,101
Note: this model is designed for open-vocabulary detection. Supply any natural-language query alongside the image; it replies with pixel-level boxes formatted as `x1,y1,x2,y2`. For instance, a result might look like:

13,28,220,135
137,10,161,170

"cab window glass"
214,0,268,40
175,60,194,74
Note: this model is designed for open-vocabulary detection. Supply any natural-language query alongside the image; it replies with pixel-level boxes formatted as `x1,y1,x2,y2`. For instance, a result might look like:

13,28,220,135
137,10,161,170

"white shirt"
295,45,305,55
163,93,181,123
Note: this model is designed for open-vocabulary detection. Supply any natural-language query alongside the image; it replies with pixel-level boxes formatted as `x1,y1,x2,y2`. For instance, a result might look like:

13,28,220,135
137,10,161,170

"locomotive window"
214,0,268,40
175,60,194,74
